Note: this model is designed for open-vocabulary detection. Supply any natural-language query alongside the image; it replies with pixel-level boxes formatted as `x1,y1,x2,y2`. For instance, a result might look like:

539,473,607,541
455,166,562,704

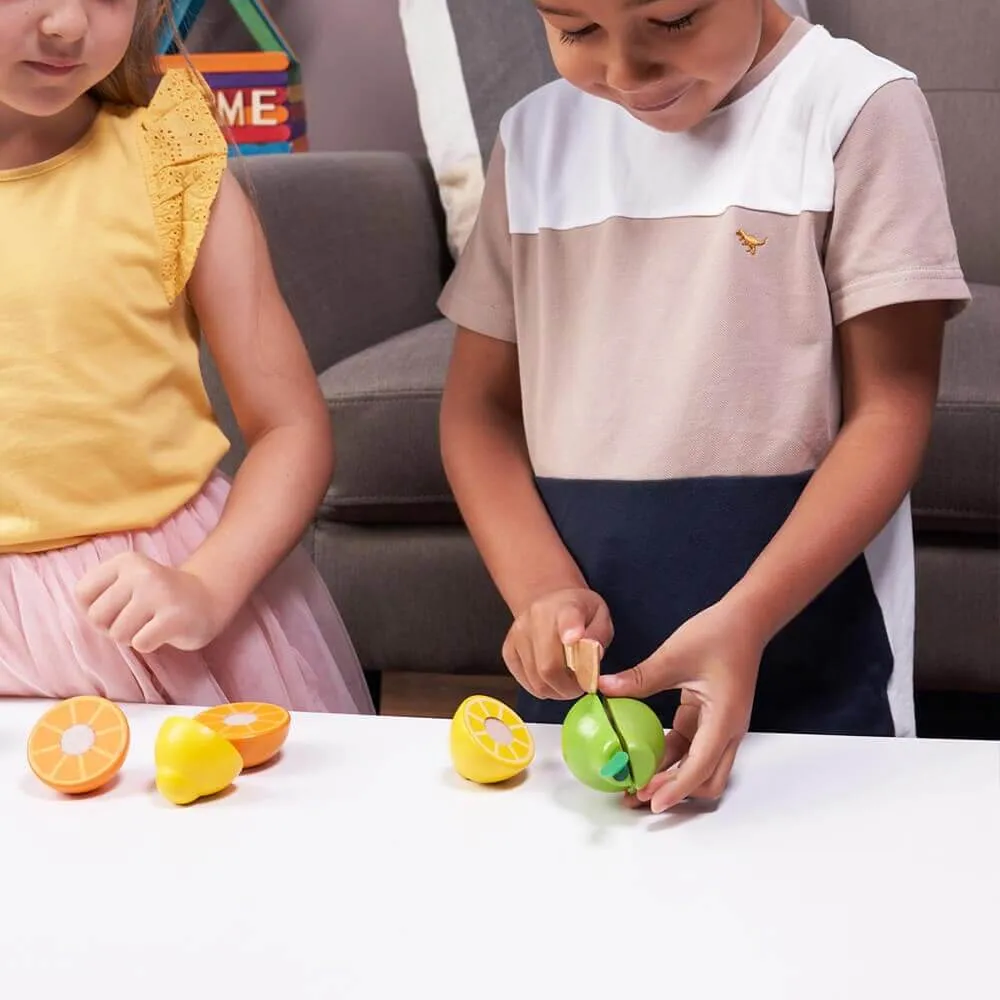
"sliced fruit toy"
154,717,243,806
194,701,290,768
450,695,534,784
27,696,130,795
561,693,666,795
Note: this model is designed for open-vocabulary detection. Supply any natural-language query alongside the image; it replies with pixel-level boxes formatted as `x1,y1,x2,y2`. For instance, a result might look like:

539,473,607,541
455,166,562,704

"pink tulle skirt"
0,473,374,714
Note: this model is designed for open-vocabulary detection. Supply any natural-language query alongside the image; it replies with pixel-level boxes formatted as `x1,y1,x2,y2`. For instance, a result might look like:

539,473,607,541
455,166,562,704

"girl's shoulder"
134,68,229,302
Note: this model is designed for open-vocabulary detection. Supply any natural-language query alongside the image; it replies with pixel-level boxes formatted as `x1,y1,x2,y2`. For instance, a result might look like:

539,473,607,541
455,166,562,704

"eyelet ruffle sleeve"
138,68,228,303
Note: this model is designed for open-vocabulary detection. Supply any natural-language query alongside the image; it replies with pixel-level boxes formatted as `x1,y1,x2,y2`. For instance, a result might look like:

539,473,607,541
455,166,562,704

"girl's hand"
75,553,226,654
503,588,613,699
600,599,763,813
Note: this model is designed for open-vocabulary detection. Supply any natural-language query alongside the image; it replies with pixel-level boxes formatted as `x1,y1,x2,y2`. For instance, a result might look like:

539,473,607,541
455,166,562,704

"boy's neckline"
716,15,814,111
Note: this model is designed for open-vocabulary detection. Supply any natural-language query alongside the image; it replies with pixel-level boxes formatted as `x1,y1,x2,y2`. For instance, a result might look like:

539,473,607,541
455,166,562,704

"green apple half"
561,693,666,794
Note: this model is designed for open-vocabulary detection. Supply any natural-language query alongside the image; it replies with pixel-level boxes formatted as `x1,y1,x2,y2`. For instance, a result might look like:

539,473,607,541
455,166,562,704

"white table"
2,699,998,998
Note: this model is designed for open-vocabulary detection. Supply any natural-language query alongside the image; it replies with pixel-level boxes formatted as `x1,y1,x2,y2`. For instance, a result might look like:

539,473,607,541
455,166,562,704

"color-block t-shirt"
438,19,971,737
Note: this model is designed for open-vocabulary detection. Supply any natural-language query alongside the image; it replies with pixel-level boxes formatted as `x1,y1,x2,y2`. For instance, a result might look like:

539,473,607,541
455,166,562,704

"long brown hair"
89,0,176,108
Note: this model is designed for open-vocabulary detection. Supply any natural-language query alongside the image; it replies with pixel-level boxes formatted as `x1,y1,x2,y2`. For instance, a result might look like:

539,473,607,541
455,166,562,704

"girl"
439,0,970,810
0,0,373,715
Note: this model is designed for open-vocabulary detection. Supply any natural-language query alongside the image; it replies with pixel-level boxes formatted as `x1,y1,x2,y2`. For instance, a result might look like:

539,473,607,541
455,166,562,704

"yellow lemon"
154,717,244,806
449,695,534,784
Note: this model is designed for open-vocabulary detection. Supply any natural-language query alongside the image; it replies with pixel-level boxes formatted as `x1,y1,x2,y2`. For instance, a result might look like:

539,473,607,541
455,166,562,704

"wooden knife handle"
563,638,602,694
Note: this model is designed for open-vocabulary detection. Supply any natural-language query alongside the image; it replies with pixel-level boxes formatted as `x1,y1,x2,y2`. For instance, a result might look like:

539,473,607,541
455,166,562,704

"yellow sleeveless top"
0,70,231,554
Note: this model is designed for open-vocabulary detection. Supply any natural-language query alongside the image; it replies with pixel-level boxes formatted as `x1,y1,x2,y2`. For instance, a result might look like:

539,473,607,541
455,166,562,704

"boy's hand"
503,588,613,699
75,553,226,654
600,599,763,813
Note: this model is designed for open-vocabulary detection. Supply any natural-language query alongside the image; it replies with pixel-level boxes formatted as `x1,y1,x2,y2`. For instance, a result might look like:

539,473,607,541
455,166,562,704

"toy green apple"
561,693,666,794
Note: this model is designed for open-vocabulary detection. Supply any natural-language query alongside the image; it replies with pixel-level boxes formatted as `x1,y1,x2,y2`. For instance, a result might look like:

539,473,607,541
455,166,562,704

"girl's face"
535,0,790,132
0,0,139,118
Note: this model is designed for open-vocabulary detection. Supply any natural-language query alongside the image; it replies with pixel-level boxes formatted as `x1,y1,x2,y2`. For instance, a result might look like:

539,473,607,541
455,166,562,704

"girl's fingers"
82,580,133,632
107,599,156,647
74,555,126,607
130,615,171,655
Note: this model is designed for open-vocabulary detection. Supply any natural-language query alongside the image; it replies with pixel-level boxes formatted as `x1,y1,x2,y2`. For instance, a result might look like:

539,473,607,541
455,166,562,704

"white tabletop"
2,698,998,999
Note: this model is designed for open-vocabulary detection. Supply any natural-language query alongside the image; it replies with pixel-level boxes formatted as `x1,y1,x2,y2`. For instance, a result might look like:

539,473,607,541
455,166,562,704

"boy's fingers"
502,637,531,692
695,739,739,801
536,632,581,699
555,602,588,644
585,602,614,649
517,636,563,700
648,712,729,813
660,726,692,773
599,644,683,700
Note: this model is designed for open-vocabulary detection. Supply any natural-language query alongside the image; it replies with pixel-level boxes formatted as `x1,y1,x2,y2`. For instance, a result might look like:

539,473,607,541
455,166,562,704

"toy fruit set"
449,638,667,794
27,697,289,806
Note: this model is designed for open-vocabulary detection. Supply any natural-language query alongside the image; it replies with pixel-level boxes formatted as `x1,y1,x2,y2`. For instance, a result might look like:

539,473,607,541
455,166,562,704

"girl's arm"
725,299,945,639
181,171,334,625
440,327,588,616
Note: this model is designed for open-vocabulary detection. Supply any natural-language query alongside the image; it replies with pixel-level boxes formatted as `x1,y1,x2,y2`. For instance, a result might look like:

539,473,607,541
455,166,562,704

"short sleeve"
825,78,971,325
437,136,516,341
137,68,228,303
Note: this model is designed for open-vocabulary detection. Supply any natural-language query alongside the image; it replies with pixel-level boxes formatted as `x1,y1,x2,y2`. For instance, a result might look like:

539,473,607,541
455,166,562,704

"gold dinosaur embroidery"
736,229,768,256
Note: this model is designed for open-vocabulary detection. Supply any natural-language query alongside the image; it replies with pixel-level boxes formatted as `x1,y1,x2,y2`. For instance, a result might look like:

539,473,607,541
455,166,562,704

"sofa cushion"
319,318,454,522
912,283,1000,535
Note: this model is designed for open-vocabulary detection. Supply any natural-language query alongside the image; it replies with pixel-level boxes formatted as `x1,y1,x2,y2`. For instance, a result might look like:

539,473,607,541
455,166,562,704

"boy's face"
0,0,138,119
535,0,790,132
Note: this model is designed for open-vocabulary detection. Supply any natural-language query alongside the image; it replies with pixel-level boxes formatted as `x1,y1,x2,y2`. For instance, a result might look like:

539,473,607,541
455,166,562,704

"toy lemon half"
450,695,534,784
27,696,130,795
194,702,290,769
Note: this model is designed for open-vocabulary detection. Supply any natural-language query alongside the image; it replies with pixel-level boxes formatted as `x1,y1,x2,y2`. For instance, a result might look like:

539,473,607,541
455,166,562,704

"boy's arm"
440,326,589,615
726,300,944,640
609,298,948,814
604,78,969,811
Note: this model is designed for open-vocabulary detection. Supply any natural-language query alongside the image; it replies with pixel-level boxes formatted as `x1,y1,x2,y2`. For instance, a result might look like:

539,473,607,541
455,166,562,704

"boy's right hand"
502,589,613,699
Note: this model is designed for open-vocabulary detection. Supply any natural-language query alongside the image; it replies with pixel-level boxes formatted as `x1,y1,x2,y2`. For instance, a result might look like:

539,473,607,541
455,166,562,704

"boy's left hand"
76,553,225,654
598,599,764,813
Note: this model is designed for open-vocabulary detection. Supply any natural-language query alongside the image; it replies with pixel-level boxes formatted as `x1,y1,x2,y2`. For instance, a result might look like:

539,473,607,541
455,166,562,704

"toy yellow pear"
154,717,243,805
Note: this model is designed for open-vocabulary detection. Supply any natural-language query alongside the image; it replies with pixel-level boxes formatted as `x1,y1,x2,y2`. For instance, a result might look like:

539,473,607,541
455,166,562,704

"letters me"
216,89,279,127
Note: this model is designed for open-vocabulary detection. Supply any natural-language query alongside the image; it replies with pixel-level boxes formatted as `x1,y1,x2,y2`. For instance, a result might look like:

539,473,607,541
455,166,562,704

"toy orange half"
194,702,290,768
27,696,130,795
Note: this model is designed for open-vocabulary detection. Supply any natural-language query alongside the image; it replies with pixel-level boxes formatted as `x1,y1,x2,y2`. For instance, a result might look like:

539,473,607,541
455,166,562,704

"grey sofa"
214,1,999,736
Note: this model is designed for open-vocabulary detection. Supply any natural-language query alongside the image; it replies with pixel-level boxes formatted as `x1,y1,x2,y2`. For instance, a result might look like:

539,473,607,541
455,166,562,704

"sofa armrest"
202,151,450,471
